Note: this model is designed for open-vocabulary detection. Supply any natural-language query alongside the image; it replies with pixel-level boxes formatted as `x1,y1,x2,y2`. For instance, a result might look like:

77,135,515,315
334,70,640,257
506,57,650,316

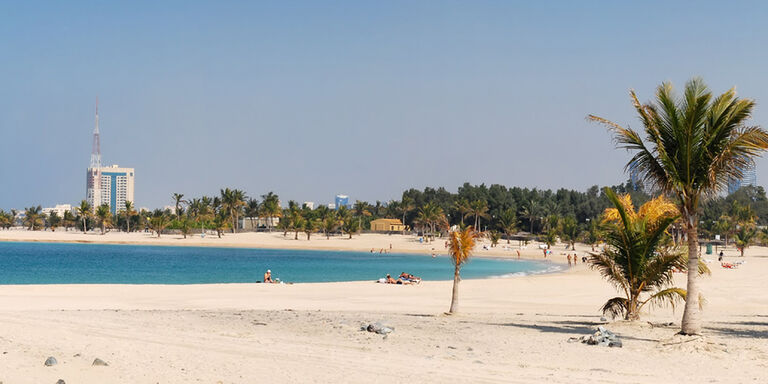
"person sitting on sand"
264,269,274,283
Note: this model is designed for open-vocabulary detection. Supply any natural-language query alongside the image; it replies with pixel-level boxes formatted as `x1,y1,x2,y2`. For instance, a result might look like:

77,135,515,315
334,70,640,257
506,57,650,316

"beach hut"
369,218,405,232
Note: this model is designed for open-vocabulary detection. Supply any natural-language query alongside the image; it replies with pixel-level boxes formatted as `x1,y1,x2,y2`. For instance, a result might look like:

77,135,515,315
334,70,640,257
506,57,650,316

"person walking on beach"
567,254,572,266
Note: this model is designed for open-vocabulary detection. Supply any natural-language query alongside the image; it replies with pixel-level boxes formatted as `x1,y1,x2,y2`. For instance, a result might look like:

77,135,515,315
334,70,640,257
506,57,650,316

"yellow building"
370,218,405,232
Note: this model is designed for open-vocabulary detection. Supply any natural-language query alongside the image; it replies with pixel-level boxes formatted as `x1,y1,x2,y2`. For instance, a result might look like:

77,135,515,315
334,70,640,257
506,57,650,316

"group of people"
566,253,587,266
380,272,421,285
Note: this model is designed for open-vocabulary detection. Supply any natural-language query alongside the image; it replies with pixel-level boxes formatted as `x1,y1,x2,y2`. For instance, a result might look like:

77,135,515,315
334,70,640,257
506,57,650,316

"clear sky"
2,1,768,209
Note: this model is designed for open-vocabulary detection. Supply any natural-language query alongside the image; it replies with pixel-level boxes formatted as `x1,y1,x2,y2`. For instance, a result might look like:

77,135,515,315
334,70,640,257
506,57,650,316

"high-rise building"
727,164,757,195
334,194,349,210
86,101,135,214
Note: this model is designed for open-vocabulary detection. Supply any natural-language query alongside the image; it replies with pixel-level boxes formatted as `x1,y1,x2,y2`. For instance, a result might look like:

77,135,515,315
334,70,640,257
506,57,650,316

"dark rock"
609,340,623,348
44,356,57,366
56,380,66,384
92,358,109,366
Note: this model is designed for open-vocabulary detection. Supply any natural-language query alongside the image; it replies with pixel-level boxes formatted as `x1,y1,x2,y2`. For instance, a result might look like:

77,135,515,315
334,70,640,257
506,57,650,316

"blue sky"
2,1,768,209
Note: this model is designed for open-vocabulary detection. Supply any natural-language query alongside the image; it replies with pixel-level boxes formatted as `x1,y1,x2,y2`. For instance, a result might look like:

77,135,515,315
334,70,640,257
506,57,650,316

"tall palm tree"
399,196,415,234
353,200,372,230
590,188,709,320
124,201,136,233
221,188,246,233
245,198,260,231
520,200,541,234
172,193,185,217
260,192,281,232
76,200,91,234
447,226,479,314
469,200,490,230
95,204,112,234
454,199,471,226
589,78,768,334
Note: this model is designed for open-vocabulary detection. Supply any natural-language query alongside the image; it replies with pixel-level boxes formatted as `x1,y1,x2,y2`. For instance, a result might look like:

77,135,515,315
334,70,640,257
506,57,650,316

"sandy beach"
0,231,766,383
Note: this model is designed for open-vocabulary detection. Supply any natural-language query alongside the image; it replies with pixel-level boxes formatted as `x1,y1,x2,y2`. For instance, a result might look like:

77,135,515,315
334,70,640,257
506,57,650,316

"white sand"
0,230,766,383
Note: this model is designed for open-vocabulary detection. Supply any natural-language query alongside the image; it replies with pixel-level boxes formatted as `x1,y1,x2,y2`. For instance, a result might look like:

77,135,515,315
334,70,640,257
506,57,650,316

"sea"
0,241,559,284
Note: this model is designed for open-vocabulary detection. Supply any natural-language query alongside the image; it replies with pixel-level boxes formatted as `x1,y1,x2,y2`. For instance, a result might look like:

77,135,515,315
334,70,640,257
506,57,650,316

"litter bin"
706,243,712,255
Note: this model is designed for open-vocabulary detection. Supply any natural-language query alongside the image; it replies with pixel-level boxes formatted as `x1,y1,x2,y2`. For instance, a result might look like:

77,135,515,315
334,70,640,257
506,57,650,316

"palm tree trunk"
681,222,702,335
448,264,461,313
82,218,87,234
295,230,299,240
232,212,237,234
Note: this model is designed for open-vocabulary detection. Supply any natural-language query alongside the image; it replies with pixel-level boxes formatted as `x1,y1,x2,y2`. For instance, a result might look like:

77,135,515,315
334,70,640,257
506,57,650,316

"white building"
42,204,73,217
302,201,315,210
87,165,135,215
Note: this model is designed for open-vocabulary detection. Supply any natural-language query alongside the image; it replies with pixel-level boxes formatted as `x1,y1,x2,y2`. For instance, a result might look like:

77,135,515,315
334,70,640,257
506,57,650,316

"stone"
600,316,608,322
56,380,66,384
92,358,109,366
609,340,623,348
44,357,57,366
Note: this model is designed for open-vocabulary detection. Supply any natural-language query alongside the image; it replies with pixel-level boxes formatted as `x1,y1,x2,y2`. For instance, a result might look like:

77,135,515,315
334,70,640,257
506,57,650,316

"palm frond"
640,287,686,312
600,297,629,319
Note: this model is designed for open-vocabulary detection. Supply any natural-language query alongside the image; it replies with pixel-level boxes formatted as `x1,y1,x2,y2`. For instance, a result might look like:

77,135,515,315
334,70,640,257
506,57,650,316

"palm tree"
447,226,479,314
124,201,136,233
62,210,76,232
260,192,281,232
221,188,246,233
47,211,61,232
95,204,112,234
497,208,518,244
559,216,580,250
399,196,415,234
322,215,338,239
24,206,43,230
468,200,490,230
304,216,318,240
733,226,757,257
172,193,185,217
342,216,359,239
76,200,91,234
245,198,260,231
590,188,709,320
353,200,372,230
520,200,541,234
454,199,471,226
147,209,170,238
589,78,768,334
291,211,305,240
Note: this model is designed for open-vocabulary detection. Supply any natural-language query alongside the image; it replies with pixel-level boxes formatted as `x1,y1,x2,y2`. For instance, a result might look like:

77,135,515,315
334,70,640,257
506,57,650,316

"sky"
2,1,768,209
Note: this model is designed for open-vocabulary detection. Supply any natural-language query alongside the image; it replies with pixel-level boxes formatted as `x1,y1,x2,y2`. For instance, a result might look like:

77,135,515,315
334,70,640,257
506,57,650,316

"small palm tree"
76,200,91,234
47,211,61,232
559,216,580,250
733,226,757,257
259,192,281,232
469,200,490,230
245,198,260,231
488,230,501,247
454,199,471,226
399,196,415,234
24,206,43,230
342,217,359,239
497,208,517,244
304,217,318,240
323,215,338,239
589,78,768,334
147,209,170,238
95,204,112,234
590,188,709,320
447,226,479,314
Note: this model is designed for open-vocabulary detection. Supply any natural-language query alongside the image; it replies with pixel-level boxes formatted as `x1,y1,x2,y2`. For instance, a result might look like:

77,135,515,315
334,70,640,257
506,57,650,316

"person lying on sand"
399,272,421,283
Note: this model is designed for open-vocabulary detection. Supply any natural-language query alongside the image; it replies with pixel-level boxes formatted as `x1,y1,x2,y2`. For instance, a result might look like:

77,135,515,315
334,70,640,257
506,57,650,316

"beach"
0,231,766,383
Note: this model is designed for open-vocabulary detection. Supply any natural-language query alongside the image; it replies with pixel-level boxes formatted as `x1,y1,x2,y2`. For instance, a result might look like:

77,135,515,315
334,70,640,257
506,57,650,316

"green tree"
124,201,136,233
469,200,490,230
559,216,580,250
24,206,43,230
221,188,246,233
303,216,318,240
147,209,170,238
95,204,112,234
47,211,61,232
260,192,281,232
322,215,338,239
76,200,91,234
590,78,768,334
342,216,359,239
733,226,757,257
245,198,260,231
172,193,185,217
590,188,709,320
447,227,479,314
497,208,518,244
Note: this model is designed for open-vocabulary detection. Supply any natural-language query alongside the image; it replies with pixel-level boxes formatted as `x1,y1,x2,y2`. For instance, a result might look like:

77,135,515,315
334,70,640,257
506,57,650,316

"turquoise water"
0,242,556,284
